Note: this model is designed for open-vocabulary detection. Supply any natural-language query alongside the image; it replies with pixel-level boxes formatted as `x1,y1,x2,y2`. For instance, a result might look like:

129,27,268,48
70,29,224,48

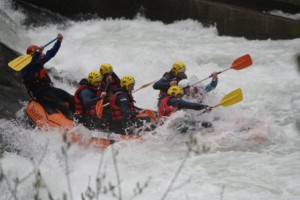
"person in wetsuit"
21,33,74,119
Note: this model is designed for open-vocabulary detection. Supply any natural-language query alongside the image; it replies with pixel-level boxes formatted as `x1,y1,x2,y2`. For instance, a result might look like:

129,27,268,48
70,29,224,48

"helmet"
87,71,103,86
167,85,183,96
99,63,113,75
171,61,186,76
178,79,190,89
26,45,39,54
120,76,135,91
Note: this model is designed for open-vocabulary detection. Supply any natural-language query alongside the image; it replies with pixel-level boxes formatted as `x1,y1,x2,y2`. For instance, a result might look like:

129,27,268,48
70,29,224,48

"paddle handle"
43,37,58,48
104,82,109,92
133,87,143,93
97,82,109,101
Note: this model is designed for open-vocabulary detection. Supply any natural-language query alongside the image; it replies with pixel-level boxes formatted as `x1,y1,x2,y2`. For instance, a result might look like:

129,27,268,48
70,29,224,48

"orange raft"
25,100,157,149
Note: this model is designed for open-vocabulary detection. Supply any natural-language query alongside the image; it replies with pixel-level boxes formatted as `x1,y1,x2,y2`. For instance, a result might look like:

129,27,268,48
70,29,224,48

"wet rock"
0,43,30,120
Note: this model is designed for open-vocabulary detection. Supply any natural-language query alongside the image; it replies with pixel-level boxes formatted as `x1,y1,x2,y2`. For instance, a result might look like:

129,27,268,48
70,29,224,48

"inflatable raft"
25,100,156,149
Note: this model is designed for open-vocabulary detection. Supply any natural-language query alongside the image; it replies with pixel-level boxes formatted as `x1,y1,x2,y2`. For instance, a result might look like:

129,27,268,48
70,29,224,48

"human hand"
211,71,218,80
169,80,177,86
204,105,213,113
106,75,112,83
57,33,63,42
100,92,107,98
37,46,44,53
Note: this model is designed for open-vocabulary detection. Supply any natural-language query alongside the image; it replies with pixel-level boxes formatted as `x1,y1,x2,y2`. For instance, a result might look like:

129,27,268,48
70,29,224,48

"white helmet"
178,79,190,89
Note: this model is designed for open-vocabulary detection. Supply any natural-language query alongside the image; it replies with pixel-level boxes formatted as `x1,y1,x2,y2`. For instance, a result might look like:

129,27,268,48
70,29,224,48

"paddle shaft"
33,37,58,54
190,68,230,86
31,37,58,54
131,80,156,93
103,80,155,107
199,88,243,115
43,37,58,49
190,54,252,87
8,37,59,71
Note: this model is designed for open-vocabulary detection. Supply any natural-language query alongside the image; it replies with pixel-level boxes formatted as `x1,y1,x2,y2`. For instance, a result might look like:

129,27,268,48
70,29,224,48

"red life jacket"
23,68,52,92
74,85,101,115
101,74,121,103
110,91,135,121
158,96,177,117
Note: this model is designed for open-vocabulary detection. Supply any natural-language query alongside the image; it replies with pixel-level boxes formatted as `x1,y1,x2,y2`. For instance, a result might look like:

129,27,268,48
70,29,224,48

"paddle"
213,88,243,108
96,98,104,119
190,54,252,86
136,109,158,123
8,37,58,71
132,80,156,93
102,80,156,108
201,88,243,114
96,83,110,118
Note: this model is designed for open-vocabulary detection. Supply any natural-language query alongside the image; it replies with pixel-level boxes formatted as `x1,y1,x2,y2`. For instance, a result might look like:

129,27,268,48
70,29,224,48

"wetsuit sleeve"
117,93,139,118
168,98,207,110
79,89,100,107
21,52,41,80
37,41,61,65
153,76,172,90
203,78,218,93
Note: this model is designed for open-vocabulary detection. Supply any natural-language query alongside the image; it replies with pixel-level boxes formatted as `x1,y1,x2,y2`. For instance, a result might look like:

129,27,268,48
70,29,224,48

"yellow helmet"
120,76,135,91
87,71,103,85
167,85,183,96
99,63,113,75
171,61,186,76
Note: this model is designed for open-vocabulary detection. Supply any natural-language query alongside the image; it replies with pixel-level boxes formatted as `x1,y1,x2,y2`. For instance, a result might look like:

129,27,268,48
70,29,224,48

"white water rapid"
1,1,300,199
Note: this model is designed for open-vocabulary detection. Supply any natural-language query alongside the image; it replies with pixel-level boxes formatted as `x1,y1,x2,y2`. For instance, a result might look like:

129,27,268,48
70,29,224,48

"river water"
1,0,300,199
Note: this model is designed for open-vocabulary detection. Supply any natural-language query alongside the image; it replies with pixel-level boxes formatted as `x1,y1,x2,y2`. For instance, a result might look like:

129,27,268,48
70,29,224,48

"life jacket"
22,68,52,92
158,96,177,117
158,72,173,98
110,91,135,121
109,73,121,90
74,85,101,115
101,73,121,103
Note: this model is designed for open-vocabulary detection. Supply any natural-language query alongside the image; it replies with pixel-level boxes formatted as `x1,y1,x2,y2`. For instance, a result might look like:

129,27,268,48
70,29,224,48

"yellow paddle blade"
216,88,243,107
8,54,32,71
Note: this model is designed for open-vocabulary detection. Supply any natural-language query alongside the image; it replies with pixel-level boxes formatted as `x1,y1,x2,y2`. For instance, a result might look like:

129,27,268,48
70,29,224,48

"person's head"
171,61,186,79
167,85,183,98
26,45,40,54
87,71,103,87
99,63,113,76
178,79,190,95
120,76,135,93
